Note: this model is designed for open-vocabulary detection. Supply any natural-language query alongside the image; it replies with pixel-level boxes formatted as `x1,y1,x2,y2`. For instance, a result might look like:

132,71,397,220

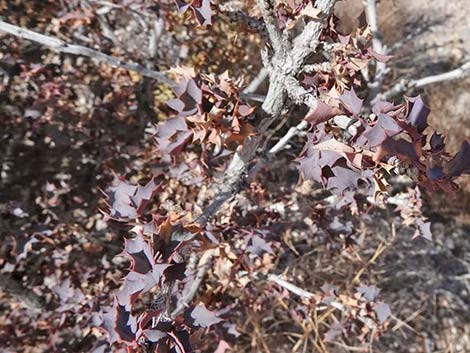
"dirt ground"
337,0,470,351
240,1,470,352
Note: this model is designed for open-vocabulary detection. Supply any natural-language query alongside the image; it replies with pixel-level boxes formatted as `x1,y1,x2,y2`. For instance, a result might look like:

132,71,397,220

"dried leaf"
375,302,391,323
187,304,223,328
339,87,363,115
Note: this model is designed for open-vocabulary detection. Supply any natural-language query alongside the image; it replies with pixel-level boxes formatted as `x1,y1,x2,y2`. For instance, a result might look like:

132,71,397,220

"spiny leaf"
103,176,160,221
339,87,363,115
186,304,223,328
447,140,470,177
406,95,430,133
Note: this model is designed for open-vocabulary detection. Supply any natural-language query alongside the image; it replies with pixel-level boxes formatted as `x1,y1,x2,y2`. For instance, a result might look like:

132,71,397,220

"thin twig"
379,60,470,101
244,68,269,94
413,60,470,87
240,92,267,102
0,20,172,86
269,120,309,154
267,274,314,299
218,4,267,37
366,0,388,102
267,274,345,311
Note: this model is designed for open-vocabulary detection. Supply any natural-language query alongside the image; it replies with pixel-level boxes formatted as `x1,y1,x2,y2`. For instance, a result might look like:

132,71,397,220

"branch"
168,0,337,313
285,76,319,111
267,274,314,299
290,0,337,73
171,249,216,317
267,274,345,311
268,120,309,154
240,92,267,102
256,0,286,54
366,0,387,101
379,60,470,101
388,24,428,53
413,60,470,88
193,150,246,226
303,61,333,74
0,20,173,86
218,4,267,37
243,68,269,94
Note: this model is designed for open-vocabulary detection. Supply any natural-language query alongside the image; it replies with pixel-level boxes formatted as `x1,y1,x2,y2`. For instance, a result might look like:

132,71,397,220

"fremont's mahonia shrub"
94,2,470,353
2,1,469,353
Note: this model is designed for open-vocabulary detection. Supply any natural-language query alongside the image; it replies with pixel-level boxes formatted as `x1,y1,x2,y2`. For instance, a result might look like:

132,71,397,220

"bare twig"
268,120,309,154
240,92,267,102
413,60,470,87
193,150,246,226
388,25,429,53
218,4,267,36
267,274,345,311
331,342,370,352
303,62,333,74
267,274,314,299
0,20,172,86
366,0,388,101
379,60,470,101
244,68,269,94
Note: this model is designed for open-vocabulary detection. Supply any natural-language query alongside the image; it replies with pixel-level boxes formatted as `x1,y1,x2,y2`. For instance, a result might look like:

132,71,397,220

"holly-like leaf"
214,340,232,353
418,222,432,241
363,114,402,147
324,323,344,342
117,234,171,304
304,101,342,126
103,176,160,221
374,137,420,163
356,285,380,302
185,304,223,328
368,48,393,63
300,2,321,19
102,300,137,344
123,233,155,274
246,235,273,256
339,87,363,115
371,100,399,115
375,302,391,323
164,262,187,282
155,116,193,155
327,164,371,194
429,132,445,152
298,145,323,183
175,0,212,26
168,75,203,116
446,140,470,177
143,329,167,343
406,95,430,133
